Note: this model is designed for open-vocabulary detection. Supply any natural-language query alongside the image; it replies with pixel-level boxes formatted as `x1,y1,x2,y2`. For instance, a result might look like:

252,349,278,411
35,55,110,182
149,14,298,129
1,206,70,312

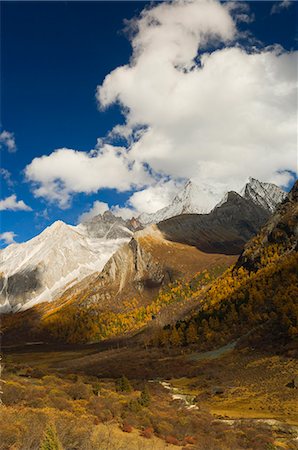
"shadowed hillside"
157,192,269,254
151,180,298,353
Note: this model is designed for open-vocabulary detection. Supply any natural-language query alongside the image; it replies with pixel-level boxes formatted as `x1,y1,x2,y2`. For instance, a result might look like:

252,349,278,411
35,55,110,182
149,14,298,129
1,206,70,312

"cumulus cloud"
24,0,297,214
25,145,152,208
79,200,109,223
97,0,297,196
0,195,32,211
0,231,17,245
271,1,292,15
78,179,180,222
0,130,16,152
127,179,181,214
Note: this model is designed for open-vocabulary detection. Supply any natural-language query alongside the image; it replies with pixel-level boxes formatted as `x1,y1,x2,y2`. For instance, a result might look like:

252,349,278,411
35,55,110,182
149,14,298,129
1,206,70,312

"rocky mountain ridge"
139,177,286,225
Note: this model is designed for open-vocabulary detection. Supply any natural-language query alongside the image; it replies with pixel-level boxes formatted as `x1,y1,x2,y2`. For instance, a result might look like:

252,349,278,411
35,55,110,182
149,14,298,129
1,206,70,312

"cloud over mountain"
25,145,151,208
98,0,297,191
0,231,17,245
25,0,297,212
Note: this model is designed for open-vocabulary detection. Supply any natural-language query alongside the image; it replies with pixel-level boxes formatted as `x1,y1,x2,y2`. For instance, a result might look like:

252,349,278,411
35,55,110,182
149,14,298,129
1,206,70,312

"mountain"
0,178,286,315
139,181,222,224
82,210,141,239
157,191,270,254
139,178,285,225
0,213,136,312
153,180,298,352
1,190,274,344
238,178,298,270
240,177,287,212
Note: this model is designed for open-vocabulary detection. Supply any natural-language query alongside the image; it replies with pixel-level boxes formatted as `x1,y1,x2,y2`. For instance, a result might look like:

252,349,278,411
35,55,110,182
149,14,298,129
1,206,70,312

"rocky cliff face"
82,210,141,239
240,177,287,213
48,225,236,315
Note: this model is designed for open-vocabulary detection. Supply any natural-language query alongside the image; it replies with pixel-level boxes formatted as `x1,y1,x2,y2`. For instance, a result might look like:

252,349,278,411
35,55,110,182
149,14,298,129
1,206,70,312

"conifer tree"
185,322,198,344
40,424,63,450
170,327,183,347
138,385,151,407
116,375,132,392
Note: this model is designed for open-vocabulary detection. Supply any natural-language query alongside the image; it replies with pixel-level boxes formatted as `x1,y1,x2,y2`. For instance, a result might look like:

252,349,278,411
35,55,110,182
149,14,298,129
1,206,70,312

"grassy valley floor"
1,340,297,450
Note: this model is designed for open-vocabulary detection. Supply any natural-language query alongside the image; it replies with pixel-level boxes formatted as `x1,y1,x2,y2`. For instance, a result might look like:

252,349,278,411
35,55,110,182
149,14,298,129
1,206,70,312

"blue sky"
1,0,297,246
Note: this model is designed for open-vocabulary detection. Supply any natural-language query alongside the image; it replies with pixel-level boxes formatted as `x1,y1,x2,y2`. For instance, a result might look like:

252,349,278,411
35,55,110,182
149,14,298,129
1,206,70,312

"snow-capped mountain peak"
139,180,222,225
139,177,287,225
0,217,130,312
240,177,286,212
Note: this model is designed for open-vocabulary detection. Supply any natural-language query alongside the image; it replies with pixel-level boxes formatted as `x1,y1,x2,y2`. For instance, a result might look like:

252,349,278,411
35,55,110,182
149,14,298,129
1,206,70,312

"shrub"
67,381,92,400
92,381,101,396
126,399,142,414
2,381,26,405
40,423,63,450
138,385,151,407
48,396,72,411
165,435,179,445
122,422,133,433
141,427,153,439
183,435,196,445
116,375,132,393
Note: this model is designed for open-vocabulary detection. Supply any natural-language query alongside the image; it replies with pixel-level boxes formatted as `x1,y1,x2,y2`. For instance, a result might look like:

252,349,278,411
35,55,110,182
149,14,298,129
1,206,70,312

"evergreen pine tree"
40,424,63,450
138,385,151,407
116,375,132,392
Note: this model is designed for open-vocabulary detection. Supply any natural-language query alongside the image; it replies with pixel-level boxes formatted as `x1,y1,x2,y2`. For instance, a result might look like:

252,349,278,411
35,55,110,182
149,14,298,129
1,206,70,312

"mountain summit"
139,181,222,225
139,178,286,224
240,177,286,213
0,217,131,313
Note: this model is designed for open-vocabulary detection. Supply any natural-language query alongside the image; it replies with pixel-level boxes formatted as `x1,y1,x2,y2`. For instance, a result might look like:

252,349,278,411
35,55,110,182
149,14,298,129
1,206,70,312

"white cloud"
78,178,180,222
79,200,109,223
0,168,14,188
271,1,292,15
25,145,152,208
24,0,297,214
79,201,136,222
110,205,136,220
0,231,17,245
127,179,181,214
0,130,16,152
0,195,32,211
97,0,297,196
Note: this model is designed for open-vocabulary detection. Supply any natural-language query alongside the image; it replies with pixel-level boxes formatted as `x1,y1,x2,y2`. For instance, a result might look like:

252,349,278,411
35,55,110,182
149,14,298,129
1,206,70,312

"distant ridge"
139,177,286,225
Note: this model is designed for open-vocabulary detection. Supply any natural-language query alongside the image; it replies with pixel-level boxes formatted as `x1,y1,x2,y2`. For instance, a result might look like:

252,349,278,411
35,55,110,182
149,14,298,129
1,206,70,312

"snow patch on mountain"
140,177,287,225
139,181,222,225
0,219,130,312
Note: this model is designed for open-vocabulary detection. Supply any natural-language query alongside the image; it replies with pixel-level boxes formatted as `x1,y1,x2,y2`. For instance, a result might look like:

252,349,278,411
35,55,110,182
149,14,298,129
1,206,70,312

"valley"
2,335,297,449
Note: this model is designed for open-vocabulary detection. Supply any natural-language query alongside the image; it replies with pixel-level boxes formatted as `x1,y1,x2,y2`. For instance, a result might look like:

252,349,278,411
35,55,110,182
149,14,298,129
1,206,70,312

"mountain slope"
157,191,270,254
0,216,133,312
153,180,298,351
